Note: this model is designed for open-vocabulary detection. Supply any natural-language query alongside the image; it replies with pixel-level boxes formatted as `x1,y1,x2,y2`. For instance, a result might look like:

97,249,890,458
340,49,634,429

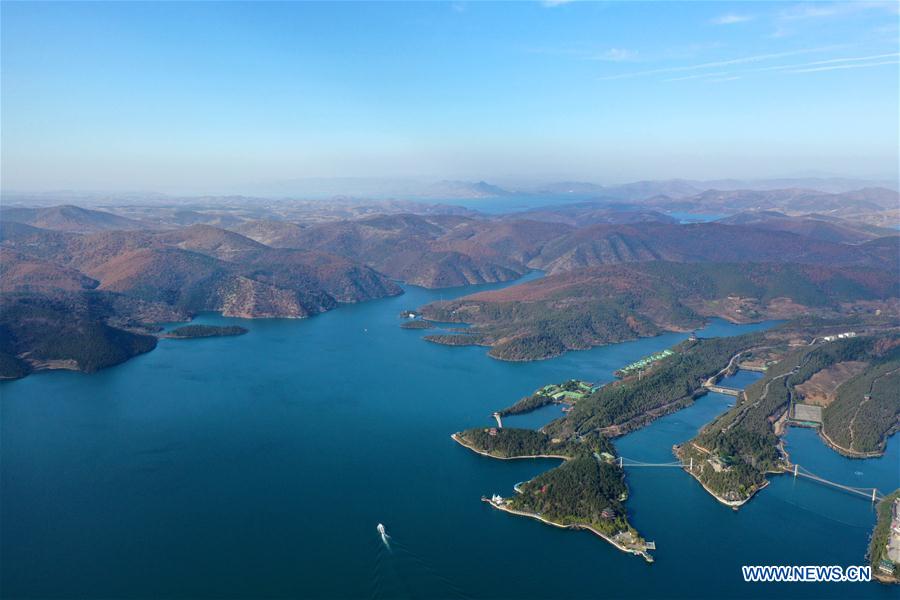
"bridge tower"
872,488,878,503
793,464,798,477
619,456,623,468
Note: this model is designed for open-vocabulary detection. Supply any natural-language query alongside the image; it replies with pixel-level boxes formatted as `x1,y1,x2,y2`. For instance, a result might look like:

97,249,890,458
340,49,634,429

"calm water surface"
2,278,897,598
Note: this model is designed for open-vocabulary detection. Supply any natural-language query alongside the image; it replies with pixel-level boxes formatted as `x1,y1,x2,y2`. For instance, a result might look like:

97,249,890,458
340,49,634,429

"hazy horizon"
2,1,899,192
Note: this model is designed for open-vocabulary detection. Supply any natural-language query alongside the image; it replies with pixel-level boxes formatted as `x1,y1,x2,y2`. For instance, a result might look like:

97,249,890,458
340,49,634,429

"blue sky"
2,1,898,192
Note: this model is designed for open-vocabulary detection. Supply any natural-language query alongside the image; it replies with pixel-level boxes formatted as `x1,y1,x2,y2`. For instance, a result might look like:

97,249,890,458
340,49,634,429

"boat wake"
370,525,470,600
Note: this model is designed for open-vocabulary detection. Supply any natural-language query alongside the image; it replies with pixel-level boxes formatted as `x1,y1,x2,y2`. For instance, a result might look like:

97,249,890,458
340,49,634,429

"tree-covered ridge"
455,427,613,459
167,324,248,338
0,291,159,379
399,320,432,330
545,333,765,438
822,344,900,454
680,333,899,504
417,261,898,361
453,426,642,551
498,392,555,416
498,379,596,417
509,456,632,535
868,491,900,582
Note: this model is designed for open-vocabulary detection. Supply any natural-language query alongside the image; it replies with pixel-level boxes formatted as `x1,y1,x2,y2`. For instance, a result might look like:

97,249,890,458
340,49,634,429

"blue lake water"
447,194,596,214
719,369,765,390
668,211,726,223
1,278,897,598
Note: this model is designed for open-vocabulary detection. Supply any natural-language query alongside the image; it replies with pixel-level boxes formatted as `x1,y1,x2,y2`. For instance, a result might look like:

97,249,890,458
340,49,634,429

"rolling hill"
417,261,899,361
0,204,147,233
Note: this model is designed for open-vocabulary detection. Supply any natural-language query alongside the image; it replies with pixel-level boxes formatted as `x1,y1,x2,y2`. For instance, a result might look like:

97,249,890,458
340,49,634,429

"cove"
1,276,895,599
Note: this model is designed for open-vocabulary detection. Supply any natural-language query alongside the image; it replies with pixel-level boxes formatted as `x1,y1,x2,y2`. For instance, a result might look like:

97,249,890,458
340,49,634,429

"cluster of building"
878,497,900,576
822,331,857,342
617,349,675,376
537,380,597,403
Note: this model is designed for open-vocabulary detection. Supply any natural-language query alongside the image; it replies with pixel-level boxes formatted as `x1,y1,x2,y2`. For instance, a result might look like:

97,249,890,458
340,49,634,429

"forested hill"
543,333,768,438
417,261,898,361
679,332,900,505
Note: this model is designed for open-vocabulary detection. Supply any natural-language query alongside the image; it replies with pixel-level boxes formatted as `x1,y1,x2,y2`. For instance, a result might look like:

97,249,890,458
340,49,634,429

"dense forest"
868,490,900,581
419,261,898,361
0,292,158,378
423,294,678,361
823,345,900,454
544,332,766,437
0,350,29,379
497,380,592,416
456,427,613,459
509,455,632,535
498,392,555,416
399,320,433,330
167,324,248,338
422,333,484,347
455,425,635,540
683,334,900,503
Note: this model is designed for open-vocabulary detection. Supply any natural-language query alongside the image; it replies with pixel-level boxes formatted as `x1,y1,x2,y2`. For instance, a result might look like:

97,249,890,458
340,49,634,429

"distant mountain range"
534,177,899,198
0,204,147,233
6,176,894,205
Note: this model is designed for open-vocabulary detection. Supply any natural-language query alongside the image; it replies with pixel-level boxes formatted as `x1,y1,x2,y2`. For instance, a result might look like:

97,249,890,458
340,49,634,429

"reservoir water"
1,277,897,598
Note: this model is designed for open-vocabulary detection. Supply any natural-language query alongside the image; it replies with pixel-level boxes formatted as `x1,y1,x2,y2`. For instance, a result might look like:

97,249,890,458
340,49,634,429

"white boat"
377,523,389,545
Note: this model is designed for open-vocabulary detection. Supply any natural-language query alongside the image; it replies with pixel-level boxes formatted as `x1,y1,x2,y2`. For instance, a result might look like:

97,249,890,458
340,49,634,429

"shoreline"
817,426,887,459
450,433,570,461
421,317,779,363
481,498,653,563
673,444,767,509
455,433,653,562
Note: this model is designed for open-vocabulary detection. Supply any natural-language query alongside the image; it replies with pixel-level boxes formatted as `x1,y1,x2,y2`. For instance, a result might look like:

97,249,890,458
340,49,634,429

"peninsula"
869,490,900,584
451,427,654,562
417,261,898,361
677,330,900,507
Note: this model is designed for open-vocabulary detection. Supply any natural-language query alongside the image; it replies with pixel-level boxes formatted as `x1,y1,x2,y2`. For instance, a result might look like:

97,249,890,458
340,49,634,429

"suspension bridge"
602,454,885,502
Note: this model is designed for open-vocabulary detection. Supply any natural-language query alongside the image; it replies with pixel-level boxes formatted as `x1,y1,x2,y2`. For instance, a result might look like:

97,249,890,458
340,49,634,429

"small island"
164,325,248,339
399,320,433,330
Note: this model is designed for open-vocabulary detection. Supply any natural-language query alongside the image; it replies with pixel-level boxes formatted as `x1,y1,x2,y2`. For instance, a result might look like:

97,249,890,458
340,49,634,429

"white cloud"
664,71,731,82
663,52,900,82
789,59,900,73
594,48,637,62
766,52,900,71
711,14,754,25
541,0,576,7
772,2,899,37
598,46,841,80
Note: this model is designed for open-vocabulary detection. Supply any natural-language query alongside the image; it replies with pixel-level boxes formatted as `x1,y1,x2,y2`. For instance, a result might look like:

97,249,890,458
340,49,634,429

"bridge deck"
613,456,883,501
